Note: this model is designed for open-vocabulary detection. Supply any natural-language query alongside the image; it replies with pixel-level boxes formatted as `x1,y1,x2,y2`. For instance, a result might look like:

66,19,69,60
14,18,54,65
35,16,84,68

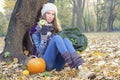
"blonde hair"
54,17,62,33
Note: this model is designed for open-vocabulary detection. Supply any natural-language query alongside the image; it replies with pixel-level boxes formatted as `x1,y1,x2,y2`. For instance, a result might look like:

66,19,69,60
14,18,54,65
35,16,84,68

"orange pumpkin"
27,57,46,74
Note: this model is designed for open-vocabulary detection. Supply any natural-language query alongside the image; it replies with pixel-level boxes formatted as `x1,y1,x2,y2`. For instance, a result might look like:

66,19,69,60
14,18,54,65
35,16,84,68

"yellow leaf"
118,69,120,74
94,51,107,57
17,76,22,80
24,50,29,56
108,71,115,76
94,51,99,56
13,58,19,63
22,70,29,75
8,63,13,68
1,61,6,65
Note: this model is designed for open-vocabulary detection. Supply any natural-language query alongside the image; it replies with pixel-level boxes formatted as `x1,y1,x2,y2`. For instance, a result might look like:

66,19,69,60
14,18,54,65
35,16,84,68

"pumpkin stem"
30,55,38,58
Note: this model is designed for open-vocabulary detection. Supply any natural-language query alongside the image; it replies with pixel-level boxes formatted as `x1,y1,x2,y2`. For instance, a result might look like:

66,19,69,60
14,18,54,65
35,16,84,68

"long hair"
53,17,62,33
40,13,62,33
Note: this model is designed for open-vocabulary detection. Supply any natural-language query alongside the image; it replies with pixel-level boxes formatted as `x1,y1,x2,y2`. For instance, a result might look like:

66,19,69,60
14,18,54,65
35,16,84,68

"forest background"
0,0,120,36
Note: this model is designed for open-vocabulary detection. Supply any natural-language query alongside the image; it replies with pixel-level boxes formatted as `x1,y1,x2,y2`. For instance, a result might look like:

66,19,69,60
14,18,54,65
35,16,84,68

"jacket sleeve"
31,30,42,54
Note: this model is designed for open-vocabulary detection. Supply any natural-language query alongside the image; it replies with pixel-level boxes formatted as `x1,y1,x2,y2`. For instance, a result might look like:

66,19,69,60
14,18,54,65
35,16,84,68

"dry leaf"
24,50,29,56
13,58,19,63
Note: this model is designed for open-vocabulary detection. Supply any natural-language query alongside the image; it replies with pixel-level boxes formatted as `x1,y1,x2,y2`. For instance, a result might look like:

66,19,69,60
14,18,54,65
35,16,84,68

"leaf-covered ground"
0,32,120,80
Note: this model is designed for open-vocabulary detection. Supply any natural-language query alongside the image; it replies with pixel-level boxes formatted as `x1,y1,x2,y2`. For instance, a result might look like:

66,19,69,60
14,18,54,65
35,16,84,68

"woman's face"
45,10,55,23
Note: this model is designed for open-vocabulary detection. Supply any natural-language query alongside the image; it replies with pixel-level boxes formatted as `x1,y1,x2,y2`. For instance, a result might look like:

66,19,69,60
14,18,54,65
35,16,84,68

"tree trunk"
75,0,85,32
107,0,115,32
71,0,76,27
0,0,47,63
48,0,55,3
83,16,87,32
76,0,83,32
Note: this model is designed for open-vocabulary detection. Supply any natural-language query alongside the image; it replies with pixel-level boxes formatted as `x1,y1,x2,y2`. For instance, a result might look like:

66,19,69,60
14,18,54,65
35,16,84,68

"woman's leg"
43,35,68,70
63,38,84,68
44,35,83,70
63,38,76,53
54,52,65,71
63,38,96,79
49,35,82,69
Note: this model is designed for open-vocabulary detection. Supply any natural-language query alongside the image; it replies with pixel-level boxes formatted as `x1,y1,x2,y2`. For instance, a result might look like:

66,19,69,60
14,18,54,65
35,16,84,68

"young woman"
30,3,84,71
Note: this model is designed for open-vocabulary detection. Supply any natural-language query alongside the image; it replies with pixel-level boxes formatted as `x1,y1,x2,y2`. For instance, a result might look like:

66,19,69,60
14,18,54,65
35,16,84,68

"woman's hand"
38,19,46,27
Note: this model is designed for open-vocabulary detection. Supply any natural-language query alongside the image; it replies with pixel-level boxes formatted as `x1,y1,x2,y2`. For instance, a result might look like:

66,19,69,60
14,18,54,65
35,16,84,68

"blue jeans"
43,35,76,70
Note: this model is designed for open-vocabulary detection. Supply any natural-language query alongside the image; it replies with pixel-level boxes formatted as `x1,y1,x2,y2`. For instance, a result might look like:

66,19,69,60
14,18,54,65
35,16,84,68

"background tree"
95,0,108,31
0,13,7,36
71,0,76,28
72,0,85,32
95,0,120,32
1,0,120,37
55,0,72,28
106,0,120,31
4,0,16,20
113,0,120,31
0,0,16,36
0,0,47,63
48,0,55,3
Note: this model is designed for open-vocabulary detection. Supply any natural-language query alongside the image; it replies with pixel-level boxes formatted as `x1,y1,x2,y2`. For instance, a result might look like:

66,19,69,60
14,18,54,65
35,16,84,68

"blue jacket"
30,23,54,56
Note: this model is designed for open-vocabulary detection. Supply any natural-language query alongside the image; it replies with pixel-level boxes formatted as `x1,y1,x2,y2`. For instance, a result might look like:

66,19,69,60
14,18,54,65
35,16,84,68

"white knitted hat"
41,3,57,16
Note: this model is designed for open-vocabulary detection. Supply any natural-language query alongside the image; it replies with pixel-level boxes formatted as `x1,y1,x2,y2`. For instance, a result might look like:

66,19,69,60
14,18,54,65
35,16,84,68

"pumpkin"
27,57,46,74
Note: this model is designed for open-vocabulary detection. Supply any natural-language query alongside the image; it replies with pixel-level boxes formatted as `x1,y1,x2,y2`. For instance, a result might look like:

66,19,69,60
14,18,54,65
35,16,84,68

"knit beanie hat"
41,3,57,16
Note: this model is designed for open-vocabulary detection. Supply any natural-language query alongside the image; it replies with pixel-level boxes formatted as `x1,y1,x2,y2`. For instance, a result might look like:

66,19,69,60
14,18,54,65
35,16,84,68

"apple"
38,19,46,26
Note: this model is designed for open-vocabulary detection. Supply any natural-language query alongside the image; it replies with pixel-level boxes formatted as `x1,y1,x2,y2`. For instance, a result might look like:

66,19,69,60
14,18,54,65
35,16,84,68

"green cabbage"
58,28,88,52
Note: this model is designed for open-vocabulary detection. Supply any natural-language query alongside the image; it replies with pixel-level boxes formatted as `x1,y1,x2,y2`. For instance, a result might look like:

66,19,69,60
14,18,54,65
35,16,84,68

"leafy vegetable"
4,52,11,58
40,71,52,77
58,28,88,52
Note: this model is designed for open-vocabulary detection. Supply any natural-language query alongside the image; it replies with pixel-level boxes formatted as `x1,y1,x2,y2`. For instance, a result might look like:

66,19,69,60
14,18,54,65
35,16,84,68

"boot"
71,52,96,79
78,64,96,79
70,52,84,68
61,51,73,67
62,51,84,68
62,52,96,79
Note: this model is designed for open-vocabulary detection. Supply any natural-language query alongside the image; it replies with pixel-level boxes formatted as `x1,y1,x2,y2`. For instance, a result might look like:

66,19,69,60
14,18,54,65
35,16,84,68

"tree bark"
107,0,114,31
0,0,47,63
107,0,120,31
71,0,76,27
75,0,85,32
47,0,55,3
76,0,82,31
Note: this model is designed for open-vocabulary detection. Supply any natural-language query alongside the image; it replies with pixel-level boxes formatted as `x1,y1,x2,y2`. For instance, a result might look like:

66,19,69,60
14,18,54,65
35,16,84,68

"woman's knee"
63,38,72,45
53,35,63,41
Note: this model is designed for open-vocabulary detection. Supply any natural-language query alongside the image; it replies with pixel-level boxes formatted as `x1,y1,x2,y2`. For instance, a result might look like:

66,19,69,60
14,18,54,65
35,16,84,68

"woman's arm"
31,31,41,54
31,25,48,55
